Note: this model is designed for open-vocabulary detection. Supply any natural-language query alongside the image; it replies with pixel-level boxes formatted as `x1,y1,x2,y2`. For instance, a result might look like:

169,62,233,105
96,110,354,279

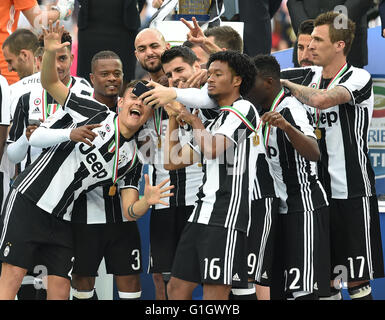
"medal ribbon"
313,63,348,128
111,116,138,186
153,108,163,144
262,88,285,151
42,77,73,121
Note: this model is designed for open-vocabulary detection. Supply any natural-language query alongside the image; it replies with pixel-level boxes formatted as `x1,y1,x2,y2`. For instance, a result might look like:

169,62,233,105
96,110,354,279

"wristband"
127,204,140,220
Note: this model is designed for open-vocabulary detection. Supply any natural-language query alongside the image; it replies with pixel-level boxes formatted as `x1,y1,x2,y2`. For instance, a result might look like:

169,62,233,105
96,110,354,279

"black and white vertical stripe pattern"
11,92,141,221
0,188,18,249
254,198,273,282
362,196,374,279
283,65,376,199
188,99,259,233
265,94,328,214
144,107,204,209
224,228,237,285
8,76,93,172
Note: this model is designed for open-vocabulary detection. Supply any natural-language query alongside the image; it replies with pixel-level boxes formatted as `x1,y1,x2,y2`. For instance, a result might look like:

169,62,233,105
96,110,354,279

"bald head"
134,28,170,75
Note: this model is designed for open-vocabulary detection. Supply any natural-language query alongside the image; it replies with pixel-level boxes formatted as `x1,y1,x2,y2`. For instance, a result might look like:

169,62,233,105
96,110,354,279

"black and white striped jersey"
188,98,259,233
8,76,93,172
263,90,329,214
71,162,143,224
142,107,205,209
248,141,277,201
9,72,41,119
282,65,376,199
71,101,143,225
11,92,142,221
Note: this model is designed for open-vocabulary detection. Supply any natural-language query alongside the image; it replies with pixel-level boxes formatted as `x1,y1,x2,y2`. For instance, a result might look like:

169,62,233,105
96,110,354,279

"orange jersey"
0,0,37,84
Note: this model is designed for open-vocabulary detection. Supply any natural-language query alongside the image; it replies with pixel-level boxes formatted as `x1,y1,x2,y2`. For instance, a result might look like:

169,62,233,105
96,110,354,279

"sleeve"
7,134,29,164
0,76,11,126
214,101,259,145
28,126,72,148
282,100,316,139
336,68,372,106
63,91,109,122
119,161,143,190
175,84,217,109
8,94,28,143
14,0,37,11
286,0,309,34
280,66,318,86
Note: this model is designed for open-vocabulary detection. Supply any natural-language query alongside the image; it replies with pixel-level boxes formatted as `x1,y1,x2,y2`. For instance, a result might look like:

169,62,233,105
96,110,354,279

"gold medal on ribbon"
197,163,203,167
109,185,116,196
253,134,260,146
157,137,162,149
315,128,322,140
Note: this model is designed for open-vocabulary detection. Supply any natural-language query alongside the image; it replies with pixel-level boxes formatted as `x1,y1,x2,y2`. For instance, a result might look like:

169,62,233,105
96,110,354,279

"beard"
141,61,162,74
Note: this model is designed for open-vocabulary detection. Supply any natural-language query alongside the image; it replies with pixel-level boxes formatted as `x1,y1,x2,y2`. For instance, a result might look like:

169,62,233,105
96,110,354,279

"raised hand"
181,17,206,46
139,80,177,109
143,175,174,207
184,69,208,88
42,20,70,53
69,124,102,146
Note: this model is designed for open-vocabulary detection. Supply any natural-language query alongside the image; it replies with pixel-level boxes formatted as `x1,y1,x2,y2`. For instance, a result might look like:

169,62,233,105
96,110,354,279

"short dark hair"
252,54,281,80
298,19,314,36
160,46,197,66
314,11,356,56
183,40,196,48
204,26,243,52
2,29,39,55
38,29,73,51
207,51,256,96
91,50,122,72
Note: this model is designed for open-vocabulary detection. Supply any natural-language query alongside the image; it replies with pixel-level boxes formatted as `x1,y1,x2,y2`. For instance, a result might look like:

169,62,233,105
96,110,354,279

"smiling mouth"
130,109,141,117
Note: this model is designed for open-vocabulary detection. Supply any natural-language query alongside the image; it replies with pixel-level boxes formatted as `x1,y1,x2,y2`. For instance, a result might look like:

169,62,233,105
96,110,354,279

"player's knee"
166,278,179,299
71,274,95,291
0,263,26,287
152,273,165,288
115,274,141,293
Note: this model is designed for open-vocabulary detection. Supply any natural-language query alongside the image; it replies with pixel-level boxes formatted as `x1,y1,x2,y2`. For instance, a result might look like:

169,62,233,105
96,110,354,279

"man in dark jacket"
76,0,146,85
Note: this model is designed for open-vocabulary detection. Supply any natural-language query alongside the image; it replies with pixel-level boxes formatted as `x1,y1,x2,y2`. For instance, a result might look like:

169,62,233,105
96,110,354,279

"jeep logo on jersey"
319,111,338,127
267,146,278,158
79,144,108,179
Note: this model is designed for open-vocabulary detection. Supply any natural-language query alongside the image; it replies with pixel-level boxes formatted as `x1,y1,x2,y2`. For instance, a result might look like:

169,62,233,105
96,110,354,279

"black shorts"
72,221,142,276
171,222,249,288
0,189,74,279
329,196,385,283
148,205,193,273
271,206,331,298
247,197,279,286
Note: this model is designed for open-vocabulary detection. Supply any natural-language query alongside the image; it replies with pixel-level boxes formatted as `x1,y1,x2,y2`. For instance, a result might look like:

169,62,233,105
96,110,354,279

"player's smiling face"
118,87,152,130
91,59,123,97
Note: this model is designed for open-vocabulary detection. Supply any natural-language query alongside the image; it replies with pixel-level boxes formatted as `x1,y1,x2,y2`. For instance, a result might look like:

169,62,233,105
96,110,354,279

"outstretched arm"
40,21,71,106
140,81,216,109
121,175,174,221
181,17,223,54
